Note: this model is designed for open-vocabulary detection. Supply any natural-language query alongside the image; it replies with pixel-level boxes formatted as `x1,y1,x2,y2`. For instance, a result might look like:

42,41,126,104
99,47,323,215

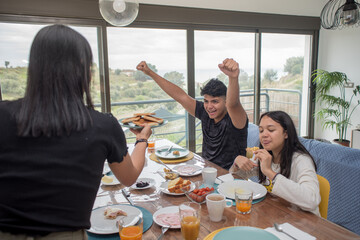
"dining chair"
317,174,330,219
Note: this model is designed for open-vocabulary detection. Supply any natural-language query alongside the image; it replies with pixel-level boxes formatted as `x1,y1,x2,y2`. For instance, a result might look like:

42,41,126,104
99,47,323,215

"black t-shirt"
195,101,248,170
0,100,127,235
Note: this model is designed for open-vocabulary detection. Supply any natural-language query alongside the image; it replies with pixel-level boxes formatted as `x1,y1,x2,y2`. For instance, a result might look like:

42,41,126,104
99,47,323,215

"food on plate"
188,187,215,203
121,113,164,127
173,150,180,156
246,146,260,159
136,181,149,188
156,212,180,228
168,177,191,193
101,175,113,183
142,115,163,124
164,168,178,180
104,207,127,219
133,112,155,116
121,116,140,124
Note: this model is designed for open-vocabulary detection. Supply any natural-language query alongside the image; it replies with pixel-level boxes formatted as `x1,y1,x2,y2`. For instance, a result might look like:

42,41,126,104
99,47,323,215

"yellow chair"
317,174,330,219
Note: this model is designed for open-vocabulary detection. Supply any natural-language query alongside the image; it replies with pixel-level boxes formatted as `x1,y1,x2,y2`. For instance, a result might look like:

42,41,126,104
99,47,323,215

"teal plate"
155,146,190,159
213,226,279,240
87,205,153,240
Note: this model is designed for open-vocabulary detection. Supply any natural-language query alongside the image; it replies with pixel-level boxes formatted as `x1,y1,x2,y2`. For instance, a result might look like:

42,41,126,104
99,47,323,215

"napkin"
265,223,316,240
215,173,234,184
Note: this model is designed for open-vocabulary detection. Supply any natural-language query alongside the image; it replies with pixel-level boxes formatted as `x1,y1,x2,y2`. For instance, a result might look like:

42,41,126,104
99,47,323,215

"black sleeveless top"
195,101,248,170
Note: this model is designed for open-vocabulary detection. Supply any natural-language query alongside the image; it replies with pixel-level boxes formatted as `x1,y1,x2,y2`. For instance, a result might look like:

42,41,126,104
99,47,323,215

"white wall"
316,28,360,141
140,0,326,17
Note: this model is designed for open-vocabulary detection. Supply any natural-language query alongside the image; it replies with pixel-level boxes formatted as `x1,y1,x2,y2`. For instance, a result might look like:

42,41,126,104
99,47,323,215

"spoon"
157,224,170,240
273,223,297,240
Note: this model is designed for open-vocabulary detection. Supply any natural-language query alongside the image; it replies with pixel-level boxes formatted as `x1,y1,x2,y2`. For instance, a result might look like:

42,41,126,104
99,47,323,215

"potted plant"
312,70,360,147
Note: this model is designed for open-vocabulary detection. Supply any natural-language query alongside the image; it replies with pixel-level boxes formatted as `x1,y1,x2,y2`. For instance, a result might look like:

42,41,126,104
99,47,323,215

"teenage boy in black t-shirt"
136,58,248,169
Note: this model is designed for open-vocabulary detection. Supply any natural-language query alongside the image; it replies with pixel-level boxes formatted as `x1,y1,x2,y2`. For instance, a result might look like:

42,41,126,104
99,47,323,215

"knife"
163,145,173,156
121,188,135,206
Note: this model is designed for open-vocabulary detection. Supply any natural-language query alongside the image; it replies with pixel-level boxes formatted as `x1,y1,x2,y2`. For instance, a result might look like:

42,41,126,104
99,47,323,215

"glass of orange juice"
118,217,143,240
147,132,156,153
179,202,201,240
235,188,253,214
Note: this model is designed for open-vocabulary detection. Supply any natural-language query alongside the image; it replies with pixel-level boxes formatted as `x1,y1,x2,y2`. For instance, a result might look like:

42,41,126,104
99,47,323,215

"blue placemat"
87,205,153,240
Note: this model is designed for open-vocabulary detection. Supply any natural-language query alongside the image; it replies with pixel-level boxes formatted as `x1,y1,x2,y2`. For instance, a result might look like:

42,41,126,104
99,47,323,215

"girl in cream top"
230,111,320,216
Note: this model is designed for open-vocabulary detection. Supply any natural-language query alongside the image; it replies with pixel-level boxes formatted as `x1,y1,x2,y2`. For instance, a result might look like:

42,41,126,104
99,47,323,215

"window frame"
0,5,319,151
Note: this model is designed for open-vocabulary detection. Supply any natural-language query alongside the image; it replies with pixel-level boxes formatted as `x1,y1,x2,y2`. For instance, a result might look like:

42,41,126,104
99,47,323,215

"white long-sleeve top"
231,152,321,216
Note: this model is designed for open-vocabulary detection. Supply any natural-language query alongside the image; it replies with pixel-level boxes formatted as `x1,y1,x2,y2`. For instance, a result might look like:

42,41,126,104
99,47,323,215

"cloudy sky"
0,22,307,82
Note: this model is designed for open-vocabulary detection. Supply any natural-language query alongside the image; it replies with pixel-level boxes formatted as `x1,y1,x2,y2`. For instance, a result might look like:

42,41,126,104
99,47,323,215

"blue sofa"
247,123,360,235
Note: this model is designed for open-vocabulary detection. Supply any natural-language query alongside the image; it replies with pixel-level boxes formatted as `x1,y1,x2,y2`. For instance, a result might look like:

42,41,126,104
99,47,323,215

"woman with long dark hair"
0,24,151,239
230,111,320,215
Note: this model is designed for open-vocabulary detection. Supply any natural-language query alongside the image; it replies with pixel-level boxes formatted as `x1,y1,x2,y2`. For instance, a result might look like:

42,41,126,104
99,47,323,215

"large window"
107,27,187,145
261,33,312,136
0,22,102,111
0,8,318,151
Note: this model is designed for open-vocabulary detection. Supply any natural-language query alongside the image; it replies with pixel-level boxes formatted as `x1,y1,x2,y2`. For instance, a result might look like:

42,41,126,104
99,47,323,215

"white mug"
206,193,232,222
202,167,217,187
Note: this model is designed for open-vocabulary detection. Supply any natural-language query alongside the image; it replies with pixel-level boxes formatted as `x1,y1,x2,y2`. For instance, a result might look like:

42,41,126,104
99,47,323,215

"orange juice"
119,226,142,240
236,201,252,213
147,141,155,153
181,215,200,240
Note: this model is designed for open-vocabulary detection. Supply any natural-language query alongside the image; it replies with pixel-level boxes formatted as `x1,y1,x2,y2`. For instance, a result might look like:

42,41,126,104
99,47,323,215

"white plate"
101,175,121,186
160,181,195,196
155,146,190,159
217,180,267,200
153,206,181,229
88,204,143,234
173,165,202,176
130,178,156,190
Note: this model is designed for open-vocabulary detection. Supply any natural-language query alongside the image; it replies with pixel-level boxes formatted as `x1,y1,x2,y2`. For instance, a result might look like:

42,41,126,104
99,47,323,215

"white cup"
202,167,217,187
206,193,232,222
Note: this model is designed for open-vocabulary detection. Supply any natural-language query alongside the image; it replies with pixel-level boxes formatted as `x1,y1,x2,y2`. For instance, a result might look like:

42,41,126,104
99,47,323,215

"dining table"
89,139,360,240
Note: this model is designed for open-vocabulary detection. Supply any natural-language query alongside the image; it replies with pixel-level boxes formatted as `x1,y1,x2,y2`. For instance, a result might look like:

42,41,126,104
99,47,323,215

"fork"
157,225,170,240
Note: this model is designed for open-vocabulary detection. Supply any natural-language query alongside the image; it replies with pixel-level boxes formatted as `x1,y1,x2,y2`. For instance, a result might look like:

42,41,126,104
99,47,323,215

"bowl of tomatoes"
182,181,215,204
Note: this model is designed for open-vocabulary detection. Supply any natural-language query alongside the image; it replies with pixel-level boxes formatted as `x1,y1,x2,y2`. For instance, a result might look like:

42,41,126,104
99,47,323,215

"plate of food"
153,206,181,229
130,178,156,190
217,180,267,200
173,165,202,176
119,113,167,129
183,181,215,204
157,168,180,180
88,204,143,234
155,146,190,159
101,175,121,186
159,177,195,196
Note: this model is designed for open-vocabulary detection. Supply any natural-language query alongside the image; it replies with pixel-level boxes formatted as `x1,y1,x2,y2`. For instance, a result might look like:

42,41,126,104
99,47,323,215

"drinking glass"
179,202,201,240
148,130,156,153
118,216,143,240
235,188,253,214
202,167,217,187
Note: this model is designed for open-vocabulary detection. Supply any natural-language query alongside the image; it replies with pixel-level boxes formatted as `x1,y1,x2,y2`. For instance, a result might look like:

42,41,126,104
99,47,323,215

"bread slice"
133,113,155,116
168,177,184,193
104,207,127,219
132,119,159,126
121,116,140,124
142,115,164,124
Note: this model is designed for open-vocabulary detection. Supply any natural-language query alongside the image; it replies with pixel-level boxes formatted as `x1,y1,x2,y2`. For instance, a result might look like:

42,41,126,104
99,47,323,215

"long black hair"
258,111,316,183
16,24,94,137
